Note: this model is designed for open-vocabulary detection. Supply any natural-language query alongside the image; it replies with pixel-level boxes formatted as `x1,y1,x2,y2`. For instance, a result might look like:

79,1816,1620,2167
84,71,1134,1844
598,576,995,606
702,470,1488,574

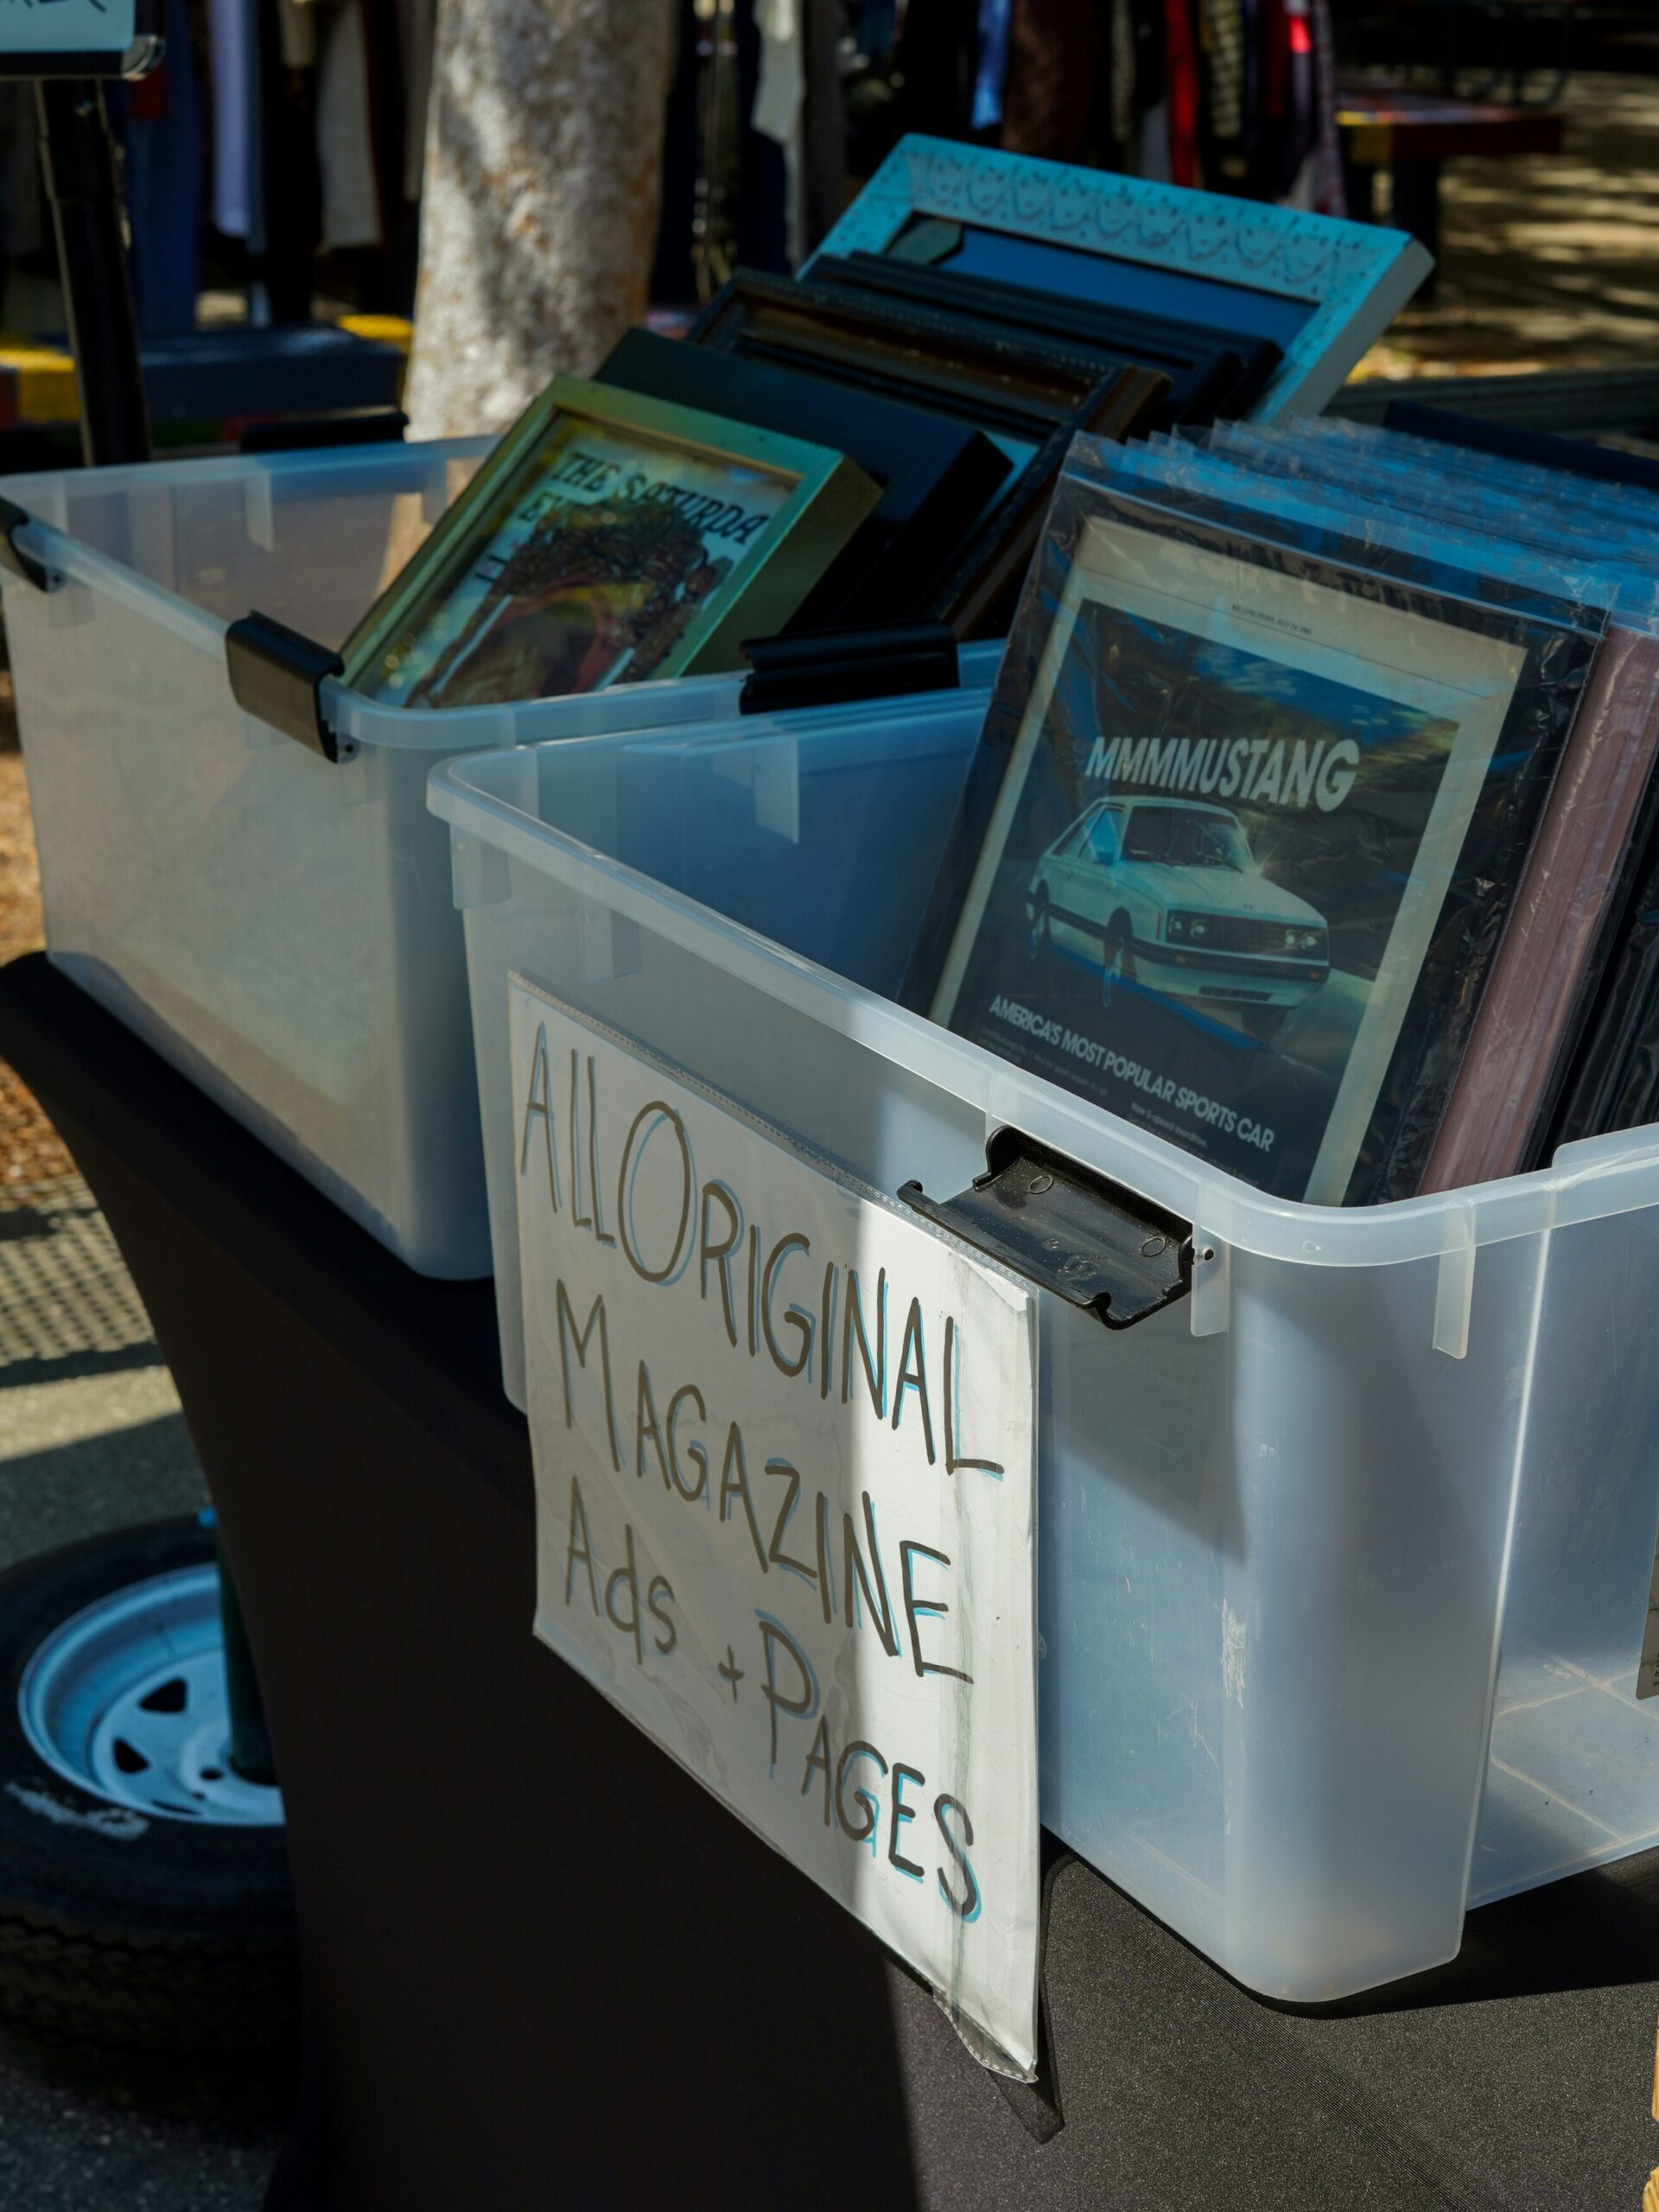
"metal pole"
34,77,151,467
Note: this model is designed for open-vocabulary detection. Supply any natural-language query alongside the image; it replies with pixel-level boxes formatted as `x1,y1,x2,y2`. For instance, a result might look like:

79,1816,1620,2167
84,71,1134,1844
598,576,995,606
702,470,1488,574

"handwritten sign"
510,979,1041,2074
0,0,152,78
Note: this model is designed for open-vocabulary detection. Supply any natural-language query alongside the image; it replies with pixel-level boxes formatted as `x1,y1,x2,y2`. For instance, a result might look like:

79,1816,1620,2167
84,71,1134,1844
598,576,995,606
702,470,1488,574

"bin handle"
899,1128,1192,1330
226,611,345,760
0,496,58,594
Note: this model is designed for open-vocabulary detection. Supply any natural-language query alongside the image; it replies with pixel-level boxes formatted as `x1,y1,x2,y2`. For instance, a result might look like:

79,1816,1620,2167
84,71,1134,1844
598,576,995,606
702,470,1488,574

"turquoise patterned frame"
809,137,1432,422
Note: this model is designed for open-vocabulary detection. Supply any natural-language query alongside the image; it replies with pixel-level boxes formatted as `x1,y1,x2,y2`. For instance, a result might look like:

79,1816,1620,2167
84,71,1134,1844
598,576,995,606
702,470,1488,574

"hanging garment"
1259,0,1318,203
255,0,316,317
209,0,257,238
317,0,385,248
1130,0,1165,116
1138,100,1170,181
853,0,897,58
399,0,438,206
1164,0,1199,187
1240,0,1259,173
755,0,844,265
1198,0,1248,186
1201,0,1244,144
276,0,316,67
753,0,807,264
971,0,1014,132
800,0,849,254
1280,0,1319,207
1000,0,1106,164
111,0,203,333
893,0,980,141
1109,0,1135,162
0,86,42,262
1309,0,1346,217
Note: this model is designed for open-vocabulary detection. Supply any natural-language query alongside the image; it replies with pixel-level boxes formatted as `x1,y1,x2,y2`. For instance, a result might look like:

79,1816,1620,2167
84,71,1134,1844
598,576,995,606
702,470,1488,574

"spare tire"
0,1517,297,2116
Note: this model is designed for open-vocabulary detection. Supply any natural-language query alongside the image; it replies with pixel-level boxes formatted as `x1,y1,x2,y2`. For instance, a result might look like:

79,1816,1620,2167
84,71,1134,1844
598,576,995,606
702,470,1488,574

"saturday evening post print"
369,416,797,709
932,513,1529,1204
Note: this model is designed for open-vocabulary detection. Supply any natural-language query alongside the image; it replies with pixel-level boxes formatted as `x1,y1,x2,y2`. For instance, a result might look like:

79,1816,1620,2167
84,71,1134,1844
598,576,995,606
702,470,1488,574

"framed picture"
340,378,879,709
807,251,1284,422
912,480,1586,1206
689,270,1167,635
810,137,1433,419
596,327,1014,630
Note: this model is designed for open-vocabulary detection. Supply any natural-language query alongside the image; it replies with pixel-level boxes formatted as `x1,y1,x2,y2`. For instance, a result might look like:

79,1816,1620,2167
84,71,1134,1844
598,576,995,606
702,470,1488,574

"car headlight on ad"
1166,912,1188,941
1286,927,1323,954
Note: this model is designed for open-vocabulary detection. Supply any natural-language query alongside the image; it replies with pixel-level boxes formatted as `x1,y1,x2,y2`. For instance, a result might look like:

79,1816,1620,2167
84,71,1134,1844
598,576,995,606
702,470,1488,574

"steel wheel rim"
18,1564,284,1827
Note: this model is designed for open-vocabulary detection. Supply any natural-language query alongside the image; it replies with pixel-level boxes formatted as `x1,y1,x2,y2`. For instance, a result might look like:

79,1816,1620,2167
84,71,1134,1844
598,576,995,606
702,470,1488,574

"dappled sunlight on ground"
1353,72,1659,378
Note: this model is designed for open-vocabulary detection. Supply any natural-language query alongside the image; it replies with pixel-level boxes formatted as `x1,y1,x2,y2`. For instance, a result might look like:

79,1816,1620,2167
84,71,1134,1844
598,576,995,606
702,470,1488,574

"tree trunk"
404,0,677,440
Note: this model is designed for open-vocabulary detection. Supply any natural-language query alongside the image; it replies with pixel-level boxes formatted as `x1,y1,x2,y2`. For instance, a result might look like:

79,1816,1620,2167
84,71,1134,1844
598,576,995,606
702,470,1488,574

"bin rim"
0,431,496,512
430,728,1659,1272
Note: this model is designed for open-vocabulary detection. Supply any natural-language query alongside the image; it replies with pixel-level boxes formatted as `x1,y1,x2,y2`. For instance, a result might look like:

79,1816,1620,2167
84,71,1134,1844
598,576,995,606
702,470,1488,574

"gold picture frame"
340,376,880,710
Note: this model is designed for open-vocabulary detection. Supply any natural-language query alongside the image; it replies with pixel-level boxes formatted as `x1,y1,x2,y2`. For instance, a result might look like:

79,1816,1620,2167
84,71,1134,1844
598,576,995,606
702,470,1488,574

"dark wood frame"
810,250,1284,423
597,327,1016,631
809,135,1432,419
689,270,1169,636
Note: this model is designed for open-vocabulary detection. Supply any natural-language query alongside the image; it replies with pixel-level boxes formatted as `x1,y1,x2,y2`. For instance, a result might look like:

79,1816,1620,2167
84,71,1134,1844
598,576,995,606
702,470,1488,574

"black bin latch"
226,611,346,760
0,495,56,594
899,1128,1192,1331
739,621,959,716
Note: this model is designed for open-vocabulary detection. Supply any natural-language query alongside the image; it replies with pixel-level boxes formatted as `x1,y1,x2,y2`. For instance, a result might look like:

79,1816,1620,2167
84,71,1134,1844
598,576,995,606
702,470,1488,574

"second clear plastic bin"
430,692,1659,2000
0,434,998,1274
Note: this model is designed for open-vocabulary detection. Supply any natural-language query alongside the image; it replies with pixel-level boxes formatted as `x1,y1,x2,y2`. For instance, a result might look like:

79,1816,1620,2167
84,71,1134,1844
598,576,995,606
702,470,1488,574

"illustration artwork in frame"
809,137,1433,419
340,377,880,710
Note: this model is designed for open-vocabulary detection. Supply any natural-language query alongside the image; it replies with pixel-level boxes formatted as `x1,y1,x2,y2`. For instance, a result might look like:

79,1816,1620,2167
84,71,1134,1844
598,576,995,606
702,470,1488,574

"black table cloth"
2,950,1655,2212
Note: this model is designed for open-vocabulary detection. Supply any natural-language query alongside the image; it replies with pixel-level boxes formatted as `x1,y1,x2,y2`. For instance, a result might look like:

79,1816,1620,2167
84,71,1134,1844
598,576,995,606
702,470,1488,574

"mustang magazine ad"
930,502,1587,1204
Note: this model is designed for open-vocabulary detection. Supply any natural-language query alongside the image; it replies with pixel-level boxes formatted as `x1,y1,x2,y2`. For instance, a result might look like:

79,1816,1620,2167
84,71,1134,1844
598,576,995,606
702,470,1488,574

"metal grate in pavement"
0,1175,158,1376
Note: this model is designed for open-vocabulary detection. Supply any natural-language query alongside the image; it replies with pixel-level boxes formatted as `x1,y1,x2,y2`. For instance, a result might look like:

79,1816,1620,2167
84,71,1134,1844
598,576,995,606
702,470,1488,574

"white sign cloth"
510,979,1041,2074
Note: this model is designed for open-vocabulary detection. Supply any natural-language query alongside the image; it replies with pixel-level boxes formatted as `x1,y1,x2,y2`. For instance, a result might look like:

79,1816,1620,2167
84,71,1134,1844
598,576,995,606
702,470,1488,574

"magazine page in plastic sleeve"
931,508,1544,1205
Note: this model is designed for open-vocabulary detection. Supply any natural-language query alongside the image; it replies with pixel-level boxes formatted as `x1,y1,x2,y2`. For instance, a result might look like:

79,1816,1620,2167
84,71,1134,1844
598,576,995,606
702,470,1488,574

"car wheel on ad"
1027,894,1050,964
1101,919,1135,1010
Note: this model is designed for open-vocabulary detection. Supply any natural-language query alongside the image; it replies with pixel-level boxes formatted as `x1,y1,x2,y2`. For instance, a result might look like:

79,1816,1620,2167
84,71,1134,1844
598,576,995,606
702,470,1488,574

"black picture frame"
688,270,1169,635
810,250,1285,425
595,327,1014,630
809,136,1431,417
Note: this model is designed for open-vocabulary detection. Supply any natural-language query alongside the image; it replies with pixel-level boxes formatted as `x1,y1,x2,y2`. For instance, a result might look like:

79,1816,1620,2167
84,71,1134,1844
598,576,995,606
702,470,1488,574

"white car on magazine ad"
1027,797,1329,1040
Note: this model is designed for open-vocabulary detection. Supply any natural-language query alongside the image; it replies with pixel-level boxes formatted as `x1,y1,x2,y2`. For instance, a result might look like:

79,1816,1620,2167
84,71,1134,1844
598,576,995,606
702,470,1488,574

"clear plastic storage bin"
431,695,1659,1999
0,436,999,1273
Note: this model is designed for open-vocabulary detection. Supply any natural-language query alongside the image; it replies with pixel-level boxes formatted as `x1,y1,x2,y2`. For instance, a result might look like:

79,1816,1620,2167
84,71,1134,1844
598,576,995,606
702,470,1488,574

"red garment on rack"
1165,0,1199,185
1260,0,1288,129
